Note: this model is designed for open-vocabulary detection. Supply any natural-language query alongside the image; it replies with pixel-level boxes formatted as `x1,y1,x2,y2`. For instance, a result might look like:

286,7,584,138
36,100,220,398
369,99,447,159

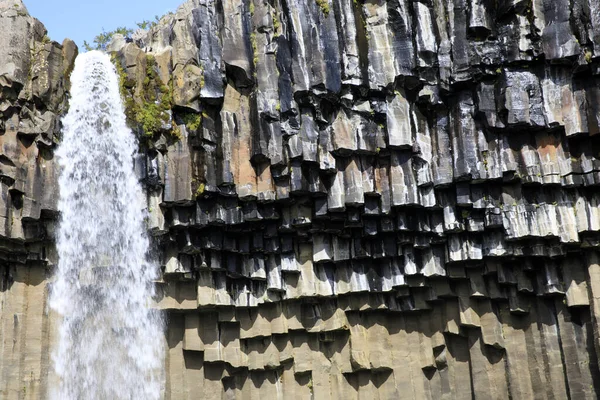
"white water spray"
50,51,163,399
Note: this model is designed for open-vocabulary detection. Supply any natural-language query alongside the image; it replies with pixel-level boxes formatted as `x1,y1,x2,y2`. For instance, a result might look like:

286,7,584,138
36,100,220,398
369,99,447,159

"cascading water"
50,51,163,399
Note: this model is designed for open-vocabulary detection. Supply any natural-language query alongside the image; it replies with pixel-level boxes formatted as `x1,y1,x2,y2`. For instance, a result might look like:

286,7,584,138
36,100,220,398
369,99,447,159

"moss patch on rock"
112,53,180,141
316,0,330,16
181,112,202,132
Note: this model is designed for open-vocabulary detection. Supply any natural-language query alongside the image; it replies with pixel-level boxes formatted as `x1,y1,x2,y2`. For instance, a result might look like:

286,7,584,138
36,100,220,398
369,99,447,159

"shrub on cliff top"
83,13,174,52
83,27,133,51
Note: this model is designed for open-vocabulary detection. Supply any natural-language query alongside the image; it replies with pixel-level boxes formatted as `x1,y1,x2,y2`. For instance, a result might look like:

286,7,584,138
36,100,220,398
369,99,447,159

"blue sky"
24,0,184,49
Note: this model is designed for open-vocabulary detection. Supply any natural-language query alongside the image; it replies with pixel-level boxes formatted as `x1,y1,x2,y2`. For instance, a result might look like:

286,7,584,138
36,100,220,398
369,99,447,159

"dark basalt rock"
4,0,600,398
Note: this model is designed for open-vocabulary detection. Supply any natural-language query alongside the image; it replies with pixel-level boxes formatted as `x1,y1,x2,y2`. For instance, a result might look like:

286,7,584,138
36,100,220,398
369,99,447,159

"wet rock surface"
3,0,600,398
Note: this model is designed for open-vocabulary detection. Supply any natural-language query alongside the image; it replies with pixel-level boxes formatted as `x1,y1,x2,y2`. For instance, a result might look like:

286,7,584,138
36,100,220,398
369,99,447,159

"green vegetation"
199,66,206,89
195,182,206,198
138,55,174,137
113,54,136,120
136,17,163,30
250,32,259,79
272,12,281,34
83,12,174,52
307,376,314,393
171,125,184,141
181,112,202,132
13,2,27,16
316,0,330,16
84,27,133,51
112,54,178,140
250,32,259,66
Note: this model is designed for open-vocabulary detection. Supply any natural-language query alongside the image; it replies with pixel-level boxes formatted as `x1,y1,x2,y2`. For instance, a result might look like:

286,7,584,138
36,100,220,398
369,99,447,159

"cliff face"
0,2,76,397
3,0,600,398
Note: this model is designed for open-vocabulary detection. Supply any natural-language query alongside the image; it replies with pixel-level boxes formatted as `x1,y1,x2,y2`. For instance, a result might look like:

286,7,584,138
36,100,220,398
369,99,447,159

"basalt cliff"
2,0,600,398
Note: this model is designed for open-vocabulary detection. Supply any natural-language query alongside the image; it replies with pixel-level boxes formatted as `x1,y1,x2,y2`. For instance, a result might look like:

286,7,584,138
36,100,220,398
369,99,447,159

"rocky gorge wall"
2,0,600,398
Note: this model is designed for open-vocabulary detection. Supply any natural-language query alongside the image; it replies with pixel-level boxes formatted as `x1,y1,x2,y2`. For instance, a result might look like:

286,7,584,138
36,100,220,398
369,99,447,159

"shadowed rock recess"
3,0,600,398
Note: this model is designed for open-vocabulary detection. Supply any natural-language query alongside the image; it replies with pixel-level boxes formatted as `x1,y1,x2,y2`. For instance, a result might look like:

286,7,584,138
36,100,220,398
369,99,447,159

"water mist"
50,51,163,400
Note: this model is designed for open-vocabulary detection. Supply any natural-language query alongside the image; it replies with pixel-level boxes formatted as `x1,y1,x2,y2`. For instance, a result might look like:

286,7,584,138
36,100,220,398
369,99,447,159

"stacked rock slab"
3,0,600,398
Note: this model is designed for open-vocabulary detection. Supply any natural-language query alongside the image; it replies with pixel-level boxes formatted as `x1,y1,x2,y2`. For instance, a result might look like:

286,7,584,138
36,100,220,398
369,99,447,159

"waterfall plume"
50,50,163,400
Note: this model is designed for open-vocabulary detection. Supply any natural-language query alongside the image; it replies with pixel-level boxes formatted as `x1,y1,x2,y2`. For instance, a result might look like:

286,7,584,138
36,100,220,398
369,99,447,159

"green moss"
170,125,184,141
112,54,137,122
182,112,202,132
250,31,259,79
249,1,255,15
272,13,281,33
139,55,173,136
137,103,165,136
195,182,206,198
250,32,259,65
316,0,330,16
112,54,176,140
585,50,593,63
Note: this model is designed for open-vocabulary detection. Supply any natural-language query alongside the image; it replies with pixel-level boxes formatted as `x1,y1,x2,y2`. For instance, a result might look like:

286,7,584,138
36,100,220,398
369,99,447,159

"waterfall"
50,51,163,399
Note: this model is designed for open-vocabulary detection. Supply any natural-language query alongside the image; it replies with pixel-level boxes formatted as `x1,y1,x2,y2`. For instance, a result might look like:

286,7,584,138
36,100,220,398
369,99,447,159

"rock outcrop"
3,0,600,398
0,1,77,397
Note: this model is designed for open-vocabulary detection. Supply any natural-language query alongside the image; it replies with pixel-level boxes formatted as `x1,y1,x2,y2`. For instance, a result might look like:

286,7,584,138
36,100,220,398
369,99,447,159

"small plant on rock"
316,0,330,16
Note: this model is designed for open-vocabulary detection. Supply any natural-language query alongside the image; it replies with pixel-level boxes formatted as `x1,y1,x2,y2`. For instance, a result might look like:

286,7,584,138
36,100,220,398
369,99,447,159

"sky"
24,0,184,49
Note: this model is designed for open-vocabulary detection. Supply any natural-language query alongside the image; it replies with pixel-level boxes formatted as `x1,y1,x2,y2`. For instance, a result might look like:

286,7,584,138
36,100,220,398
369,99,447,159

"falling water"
50,51,163,399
